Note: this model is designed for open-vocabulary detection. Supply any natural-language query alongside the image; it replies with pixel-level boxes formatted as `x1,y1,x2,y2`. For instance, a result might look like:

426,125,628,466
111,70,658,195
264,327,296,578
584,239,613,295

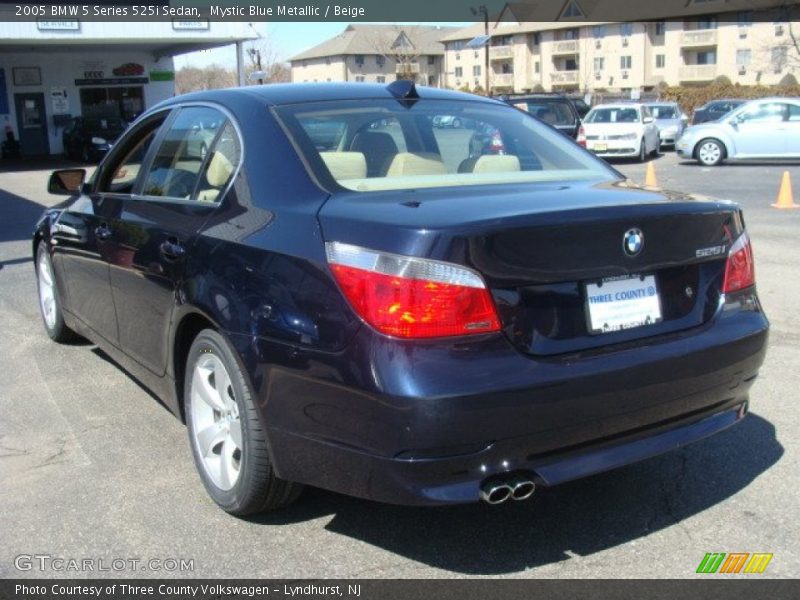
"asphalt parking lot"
1,151,798,579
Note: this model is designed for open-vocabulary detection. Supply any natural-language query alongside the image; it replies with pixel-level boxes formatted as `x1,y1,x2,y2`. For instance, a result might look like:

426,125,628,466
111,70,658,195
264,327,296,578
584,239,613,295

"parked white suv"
578,103,661,162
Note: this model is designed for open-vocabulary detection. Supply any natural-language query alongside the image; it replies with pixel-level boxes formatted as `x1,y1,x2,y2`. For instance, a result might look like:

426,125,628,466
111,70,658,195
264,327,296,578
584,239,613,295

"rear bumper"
233,291,768,505
587,141,640,157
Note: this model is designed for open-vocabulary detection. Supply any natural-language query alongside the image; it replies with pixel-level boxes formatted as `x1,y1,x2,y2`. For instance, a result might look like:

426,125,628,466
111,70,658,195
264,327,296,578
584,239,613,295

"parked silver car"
644,102,688,149
677,97,800,166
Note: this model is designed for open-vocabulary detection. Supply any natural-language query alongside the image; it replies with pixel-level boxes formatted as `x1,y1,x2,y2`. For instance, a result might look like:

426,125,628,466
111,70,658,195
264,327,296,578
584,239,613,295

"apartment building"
441,5,799,94
289,24,456,87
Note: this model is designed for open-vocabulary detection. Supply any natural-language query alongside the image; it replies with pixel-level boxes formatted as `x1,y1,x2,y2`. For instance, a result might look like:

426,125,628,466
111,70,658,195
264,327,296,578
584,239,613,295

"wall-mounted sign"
172,20,209,30
74,77,149,86
149,71,175,82
12,67,42,86
37,20,80,31
112,63,145,77
50,87,69,114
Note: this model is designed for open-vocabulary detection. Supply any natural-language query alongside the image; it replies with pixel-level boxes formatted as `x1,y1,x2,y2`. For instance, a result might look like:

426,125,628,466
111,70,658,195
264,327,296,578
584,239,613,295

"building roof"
289,24,458,62
439,0,794,42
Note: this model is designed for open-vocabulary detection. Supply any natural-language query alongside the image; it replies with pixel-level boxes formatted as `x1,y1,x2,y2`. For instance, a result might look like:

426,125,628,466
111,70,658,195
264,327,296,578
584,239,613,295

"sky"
173,22,471,70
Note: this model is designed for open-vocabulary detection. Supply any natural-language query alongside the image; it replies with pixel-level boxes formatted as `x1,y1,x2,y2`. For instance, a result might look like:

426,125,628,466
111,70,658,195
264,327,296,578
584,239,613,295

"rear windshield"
275,98,614,193
585,107,640,123
513,101,576,126
649,105,678,119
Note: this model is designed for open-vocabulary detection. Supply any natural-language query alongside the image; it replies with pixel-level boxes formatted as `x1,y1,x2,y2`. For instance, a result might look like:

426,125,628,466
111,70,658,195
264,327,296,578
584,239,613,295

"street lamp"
470,5,490,94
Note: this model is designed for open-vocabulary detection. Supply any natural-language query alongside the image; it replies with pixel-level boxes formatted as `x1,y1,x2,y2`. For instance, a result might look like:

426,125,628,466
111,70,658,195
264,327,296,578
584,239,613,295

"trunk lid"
318,179,742,355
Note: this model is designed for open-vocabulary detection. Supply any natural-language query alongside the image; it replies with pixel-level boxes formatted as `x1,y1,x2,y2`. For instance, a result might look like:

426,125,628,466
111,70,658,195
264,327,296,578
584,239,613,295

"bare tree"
365,25,427,81
175,65,236,94
244,39,291,85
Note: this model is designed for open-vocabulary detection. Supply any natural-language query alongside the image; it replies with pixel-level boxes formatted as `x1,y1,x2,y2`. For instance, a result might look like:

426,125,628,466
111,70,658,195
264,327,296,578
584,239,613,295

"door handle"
94,224,112,241
159,239,186,261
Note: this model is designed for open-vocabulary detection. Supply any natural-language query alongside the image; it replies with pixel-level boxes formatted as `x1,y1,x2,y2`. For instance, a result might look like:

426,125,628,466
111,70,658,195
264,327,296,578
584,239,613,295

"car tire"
638,139,646,163
185,329,302,515
35,241,78,343
695,138,725,167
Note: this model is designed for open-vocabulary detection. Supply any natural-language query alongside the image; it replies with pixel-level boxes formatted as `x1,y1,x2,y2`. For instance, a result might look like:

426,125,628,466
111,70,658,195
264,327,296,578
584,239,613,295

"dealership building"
0,21,256,156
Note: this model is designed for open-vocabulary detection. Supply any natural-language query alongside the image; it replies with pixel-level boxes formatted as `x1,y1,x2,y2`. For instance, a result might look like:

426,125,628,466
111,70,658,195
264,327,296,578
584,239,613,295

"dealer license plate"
585,274,662,334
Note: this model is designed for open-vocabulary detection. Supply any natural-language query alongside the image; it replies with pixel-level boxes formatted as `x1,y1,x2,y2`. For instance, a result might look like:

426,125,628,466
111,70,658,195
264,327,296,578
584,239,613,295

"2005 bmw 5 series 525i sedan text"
33,82,768,515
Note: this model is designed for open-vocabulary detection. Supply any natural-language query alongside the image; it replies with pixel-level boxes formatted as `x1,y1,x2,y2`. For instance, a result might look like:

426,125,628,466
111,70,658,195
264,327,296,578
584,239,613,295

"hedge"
659,83,800,114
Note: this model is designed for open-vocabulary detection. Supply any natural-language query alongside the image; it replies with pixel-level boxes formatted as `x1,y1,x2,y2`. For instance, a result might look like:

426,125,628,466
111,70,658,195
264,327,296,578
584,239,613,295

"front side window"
96,115,166,195
275,98,615,193
738,103,786,124
649,105,678,119
141,106,239,202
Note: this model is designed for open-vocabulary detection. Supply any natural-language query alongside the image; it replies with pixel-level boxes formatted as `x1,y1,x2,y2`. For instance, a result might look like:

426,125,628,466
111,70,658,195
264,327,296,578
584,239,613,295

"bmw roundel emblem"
623,228,644,257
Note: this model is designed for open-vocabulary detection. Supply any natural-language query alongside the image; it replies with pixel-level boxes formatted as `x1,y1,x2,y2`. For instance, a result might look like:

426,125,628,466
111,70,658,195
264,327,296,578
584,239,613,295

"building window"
593,57,604,71
377,75,386,83
533,32,541,45
620,23,633,37
561,0,585,19
564,28,579,40
737,11,752,26
428,55,435,65
534,61,540,74
454,66,463,77
772,47,788,72
355,75,365,82
325,58,330,65
451,41,464,51
565,58,578,71
355,55,364,66
501,62,513,74
736,49,751,66
696,17,717,30
655,54,665,69
455,53,461,61
620,55,632,69
593,25,605,39
376,55,385,67
473,65,481,76
696,51,717,65
301,60,307,68
655,21,666,36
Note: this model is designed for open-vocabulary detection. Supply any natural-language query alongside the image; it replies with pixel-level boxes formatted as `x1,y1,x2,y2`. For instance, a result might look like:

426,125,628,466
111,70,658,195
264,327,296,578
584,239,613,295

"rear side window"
141,106,239,202
275,98,613,193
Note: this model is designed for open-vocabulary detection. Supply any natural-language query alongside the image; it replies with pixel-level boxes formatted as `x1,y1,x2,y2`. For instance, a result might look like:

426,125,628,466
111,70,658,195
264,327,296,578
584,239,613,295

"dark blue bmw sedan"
34,82,768,514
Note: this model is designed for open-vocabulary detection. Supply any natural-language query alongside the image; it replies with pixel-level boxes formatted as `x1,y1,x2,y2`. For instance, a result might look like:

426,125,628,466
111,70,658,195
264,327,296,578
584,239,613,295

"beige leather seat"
320,151,367,180
457,154,521,174
197,152,234,203
385,152,447,177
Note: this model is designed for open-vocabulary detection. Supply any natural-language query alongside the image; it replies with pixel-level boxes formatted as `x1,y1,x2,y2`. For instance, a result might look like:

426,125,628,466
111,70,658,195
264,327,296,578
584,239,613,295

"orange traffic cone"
645,161,658,187
772,171,797,209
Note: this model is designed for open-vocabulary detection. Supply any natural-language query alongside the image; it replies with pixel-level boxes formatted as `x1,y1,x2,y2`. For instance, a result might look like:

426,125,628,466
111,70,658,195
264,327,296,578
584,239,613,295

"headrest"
205,151,234,187
320,151,367,180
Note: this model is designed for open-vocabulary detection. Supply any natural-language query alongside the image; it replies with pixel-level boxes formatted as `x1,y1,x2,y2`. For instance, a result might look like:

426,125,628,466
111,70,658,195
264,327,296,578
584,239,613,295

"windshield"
585,107,640,124
85,117,127,132
275,99,614,193
649,105,678,119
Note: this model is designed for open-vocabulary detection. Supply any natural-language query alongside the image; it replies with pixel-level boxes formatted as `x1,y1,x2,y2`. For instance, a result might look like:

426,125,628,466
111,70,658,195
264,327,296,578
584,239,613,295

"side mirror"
48,168,86,195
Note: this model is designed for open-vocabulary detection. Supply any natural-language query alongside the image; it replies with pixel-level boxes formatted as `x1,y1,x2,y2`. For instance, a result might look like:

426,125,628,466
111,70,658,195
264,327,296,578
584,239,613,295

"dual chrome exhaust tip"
479,474,536,505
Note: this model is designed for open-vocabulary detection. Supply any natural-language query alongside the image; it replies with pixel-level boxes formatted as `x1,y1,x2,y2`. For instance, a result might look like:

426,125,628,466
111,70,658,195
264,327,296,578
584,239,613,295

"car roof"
155,82,502,109
589,103,643,110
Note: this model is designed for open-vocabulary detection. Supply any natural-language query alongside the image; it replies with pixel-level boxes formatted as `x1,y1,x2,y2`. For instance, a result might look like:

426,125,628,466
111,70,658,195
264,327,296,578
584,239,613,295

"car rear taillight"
722,232,755,293
325,242,501,339
577,126,586,147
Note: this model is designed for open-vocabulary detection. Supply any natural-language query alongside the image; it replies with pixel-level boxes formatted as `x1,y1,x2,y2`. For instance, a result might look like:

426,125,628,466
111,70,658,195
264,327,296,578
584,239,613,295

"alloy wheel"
190,353,243,491
37,251,57,330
